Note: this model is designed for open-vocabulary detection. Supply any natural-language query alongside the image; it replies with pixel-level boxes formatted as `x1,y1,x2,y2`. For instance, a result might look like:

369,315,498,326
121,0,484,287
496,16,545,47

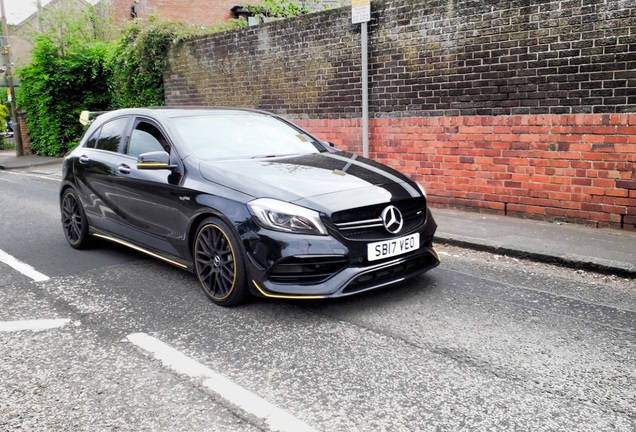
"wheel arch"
186,208,245,261
59,181,75,198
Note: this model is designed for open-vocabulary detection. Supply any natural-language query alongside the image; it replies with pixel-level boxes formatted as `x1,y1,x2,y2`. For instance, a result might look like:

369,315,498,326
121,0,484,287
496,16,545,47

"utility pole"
0,0,24,156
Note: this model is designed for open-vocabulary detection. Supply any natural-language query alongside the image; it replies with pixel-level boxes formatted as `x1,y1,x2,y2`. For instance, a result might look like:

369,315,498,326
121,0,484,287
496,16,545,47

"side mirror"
79,110,107,126
137,151,177,170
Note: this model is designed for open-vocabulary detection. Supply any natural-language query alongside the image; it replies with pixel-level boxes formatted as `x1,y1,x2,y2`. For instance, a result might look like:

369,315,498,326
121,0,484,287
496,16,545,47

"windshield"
172,113,325,160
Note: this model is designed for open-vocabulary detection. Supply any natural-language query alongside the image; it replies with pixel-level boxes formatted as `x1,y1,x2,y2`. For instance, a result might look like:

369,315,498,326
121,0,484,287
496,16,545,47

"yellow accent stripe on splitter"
433,247,441,262
252,280,327,300
92,233,188,269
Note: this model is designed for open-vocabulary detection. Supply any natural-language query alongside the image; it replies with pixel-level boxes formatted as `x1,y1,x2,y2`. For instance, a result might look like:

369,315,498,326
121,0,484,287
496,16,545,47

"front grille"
331,197,426,241
268,256,349,285
342,253,439,295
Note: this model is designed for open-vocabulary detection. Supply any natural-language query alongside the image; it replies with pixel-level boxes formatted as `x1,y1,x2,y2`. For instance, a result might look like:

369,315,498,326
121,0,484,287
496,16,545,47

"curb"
435,234,636,279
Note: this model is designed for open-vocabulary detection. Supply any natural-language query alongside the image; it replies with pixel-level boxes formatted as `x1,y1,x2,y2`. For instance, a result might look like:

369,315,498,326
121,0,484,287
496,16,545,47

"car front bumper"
242,209,440,299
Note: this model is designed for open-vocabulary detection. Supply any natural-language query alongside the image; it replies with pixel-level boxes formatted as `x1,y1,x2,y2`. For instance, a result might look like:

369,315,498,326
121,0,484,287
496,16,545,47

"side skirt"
91,232,192,271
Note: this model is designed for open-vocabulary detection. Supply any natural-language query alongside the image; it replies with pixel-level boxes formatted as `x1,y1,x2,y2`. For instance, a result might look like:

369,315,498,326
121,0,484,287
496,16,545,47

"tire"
60,188,92,249
193,217,249,307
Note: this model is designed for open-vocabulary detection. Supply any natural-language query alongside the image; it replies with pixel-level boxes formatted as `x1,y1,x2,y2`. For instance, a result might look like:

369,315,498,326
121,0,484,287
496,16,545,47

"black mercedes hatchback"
60,108,440,306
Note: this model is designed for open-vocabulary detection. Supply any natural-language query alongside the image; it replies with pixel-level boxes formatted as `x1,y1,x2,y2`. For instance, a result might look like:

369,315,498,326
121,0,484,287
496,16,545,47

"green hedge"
18,36,111,156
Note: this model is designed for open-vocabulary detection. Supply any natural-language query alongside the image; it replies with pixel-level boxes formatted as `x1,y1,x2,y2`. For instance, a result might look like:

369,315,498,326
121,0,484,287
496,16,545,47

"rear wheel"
61,188,92,249
194,218,249,307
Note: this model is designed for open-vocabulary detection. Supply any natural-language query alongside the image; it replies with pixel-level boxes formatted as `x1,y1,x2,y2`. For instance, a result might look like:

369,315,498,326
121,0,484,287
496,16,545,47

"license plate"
367,233,420,262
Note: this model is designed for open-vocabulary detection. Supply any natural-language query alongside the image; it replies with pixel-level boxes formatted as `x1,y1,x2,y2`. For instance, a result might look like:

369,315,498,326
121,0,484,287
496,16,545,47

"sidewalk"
1,149,634,278
0,149,60,170
433,208,636,278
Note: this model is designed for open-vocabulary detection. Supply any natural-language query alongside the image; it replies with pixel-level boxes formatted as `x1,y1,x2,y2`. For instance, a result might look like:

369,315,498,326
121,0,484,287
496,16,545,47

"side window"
85,130,99,148
95,118,128,153
127,121,171,158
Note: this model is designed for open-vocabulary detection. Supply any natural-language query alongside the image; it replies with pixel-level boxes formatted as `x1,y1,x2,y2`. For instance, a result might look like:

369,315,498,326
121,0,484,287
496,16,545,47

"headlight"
247,198,328,236
417,182,427,198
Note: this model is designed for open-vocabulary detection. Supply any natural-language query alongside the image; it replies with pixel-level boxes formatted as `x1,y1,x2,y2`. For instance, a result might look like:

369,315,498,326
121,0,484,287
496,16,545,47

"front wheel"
60,188,92,249
193,218,249,307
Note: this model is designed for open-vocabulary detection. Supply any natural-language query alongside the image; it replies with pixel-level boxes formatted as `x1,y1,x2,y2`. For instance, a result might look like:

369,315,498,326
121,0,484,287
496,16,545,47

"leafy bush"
108,18,246,109
18,36,111,155
0,102,9,132
108,20,181,108
244,0,325,21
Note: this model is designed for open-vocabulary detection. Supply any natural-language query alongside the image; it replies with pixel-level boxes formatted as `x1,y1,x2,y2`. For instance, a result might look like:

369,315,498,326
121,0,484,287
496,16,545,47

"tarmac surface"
2,149,635,278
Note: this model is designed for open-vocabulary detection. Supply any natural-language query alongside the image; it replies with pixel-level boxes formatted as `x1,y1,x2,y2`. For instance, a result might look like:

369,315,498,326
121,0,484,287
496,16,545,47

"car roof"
156,106,269,115
78,107,301,153
91,106,274,123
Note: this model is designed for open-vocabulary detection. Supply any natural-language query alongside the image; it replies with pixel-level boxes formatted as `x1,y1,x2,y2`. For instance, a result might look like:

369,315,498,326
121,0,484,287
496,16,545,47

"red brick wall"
296,114,636,231
165,0,636,231
107,0,239,27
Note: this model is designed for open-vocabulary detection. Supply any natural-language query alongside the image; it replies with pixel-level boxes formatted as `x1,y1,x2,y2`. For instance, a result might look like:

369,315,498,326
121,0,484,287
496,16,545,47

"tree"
32,1,117,53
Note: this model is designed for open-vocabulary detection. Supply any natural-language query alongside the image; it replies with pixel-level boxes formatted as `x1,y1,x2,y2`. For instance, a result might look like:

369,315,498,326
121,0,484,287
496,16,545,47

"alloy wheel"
195,223,237,300
61,189,90,249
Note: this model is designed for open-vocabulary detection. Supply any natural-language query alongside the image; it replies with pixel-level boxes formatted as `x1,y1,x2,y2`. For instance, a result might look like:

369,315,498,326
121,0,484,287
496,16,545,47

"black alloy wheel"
61,188,91,249
194,218,248,306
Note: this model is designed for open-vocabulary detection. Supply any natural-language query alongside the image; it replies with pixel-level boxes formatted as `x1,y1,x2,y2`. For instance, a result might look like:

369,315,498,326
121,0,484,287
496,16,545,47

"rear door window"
85,131,99,148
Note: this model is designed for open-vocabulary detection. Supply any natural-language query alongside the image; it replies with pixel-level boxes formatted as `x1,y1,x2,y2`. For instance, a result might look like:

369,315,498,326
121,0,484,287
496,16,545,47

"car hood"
198,151,423,213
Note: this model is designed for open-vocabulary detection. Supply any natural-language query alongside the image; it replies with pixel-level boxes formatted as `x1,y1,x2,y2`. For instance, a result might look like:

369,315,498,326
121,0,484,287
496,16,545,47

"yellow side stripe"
92,233,188,269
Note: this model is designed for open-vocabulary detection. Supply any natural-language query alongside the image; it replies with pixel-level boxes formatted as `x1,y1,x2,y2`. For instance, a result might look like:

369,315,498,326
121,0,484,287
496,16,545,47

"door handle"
118,164,131,175
79,155,89,164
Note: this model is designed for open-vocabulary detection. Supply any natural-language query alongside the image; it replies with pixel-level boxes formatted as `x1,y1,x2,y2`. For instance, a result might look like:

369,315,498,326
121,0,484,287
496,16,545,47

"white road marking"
1,170,61,182
0,319,71,332
127,333,319,432
0,249,50,282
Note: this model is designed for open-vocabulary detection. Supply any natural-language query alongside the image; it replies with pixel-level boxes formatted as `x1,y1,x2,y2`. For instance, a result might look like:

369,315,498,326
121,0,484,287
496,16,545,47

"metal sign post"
0,0,23,156
352,0,370,158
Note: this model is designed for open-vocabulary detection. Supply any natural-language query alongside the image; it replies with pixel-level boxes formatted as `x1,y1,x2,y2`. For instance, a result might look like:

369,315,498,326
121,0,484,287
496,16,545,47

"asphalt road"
1,169,635,431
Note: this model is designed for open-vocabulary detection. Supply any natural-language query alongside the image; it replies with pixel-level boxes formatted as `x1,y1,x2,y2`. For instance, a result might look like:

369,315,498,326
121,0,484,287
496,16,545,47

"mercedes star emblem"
381,205,403,234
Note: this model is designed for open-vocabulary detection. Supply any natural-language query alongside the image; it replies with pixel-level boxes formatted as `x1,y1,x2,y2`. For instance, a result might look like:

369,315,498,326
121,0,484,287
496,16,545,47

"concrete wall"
164,0,636,231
